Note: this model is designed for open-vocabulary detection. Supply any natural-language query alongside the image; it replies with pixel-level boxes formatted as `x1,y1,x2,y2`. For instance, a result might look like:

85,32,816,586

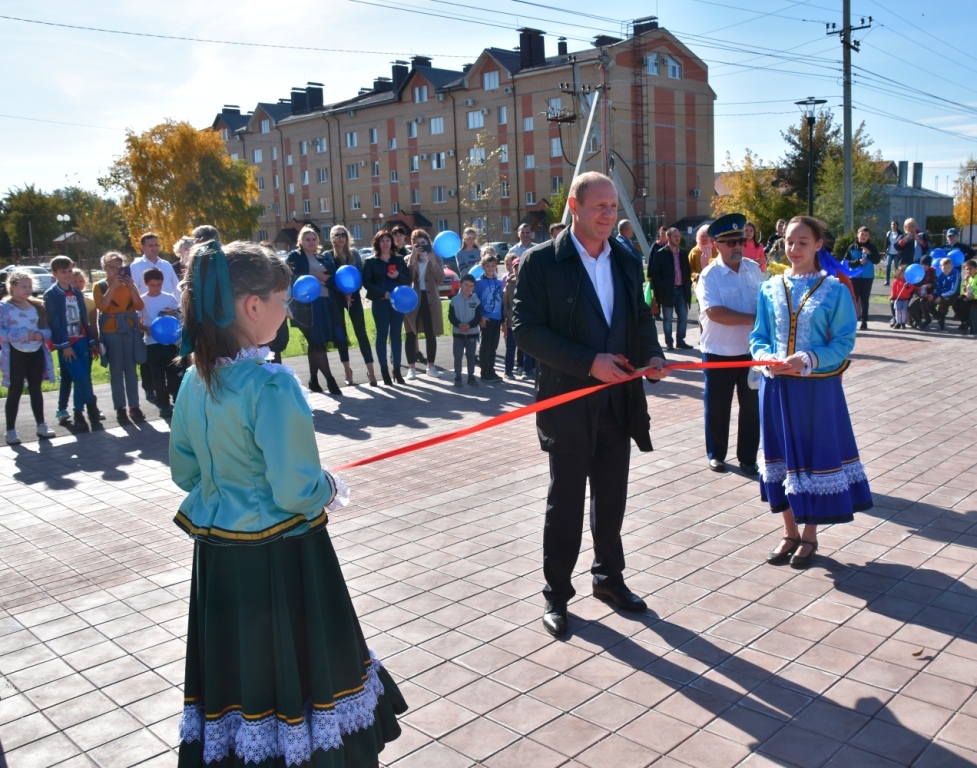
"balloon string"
331,359,776,471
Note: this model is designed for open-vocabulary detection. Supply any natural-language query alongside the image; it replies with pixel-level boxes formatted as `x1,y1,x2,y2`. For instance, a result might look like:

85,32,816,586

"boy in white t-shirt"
137,268,182,418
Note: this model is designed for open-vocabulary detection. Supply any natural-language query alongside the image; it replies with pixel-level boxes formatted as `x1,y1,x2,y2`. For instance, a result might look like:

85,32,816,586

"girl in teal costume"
170,241,406,767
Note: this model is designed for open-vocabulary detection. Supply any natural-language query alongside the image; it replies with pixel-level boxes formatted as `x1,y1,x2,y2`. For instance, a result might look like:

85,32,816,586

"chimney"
557,37,568,56
633,16,659,36
290,87,309,115
912,162,923,189
306,82,324,111
373,77,393,93
519,28,545,69
222,105,241,116
462,63,473,73
391,61,409,91
898,160,909,188
411,55,432,70
593,34,622,48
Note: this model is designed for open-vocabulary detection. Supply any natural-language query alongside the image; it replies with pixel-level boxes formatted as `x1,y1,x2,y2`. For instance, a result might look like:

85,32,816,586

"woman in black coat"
327,224,377,387
362,230,411,385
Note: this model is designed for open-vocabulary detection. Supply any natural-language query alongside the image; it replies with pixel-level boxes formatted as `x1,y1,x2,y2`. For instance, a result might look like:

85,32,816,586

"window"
349,194,361,210
391,201,400,214
286,154,293,167
430,116,445,135
469,147,486,165
303,199,311,214
345,131,358,148
390,170,399,182
318,196,330,212
525,154,535,169
315,137,327,153
372,161,380,177
260,119,270,134
550,137,562,158
288,182,295,195
409,156,419,172
273,201,280,215
301,170,309,186
547,97,562,115
388,137,397,150
523,116,534,131
552,176,563,193
299,140,308,156
526,191,536,204
411,188,420,206
498,105,507,125
257,176,264,190
347,163,359,180
433,186,447,203
407,122,417,139
373,192,382,208
499,144,509,163
257,229,268,241
369,128,378,144
230,152,239,161
220,128,229,141
273,174,280,189
438,219,450,232
666,55,683,79
432,152,446,170
316,168,328,183
483,71,499,90
351,224,363,240
271,146,278,161
646,53,659,75
502,215,511,234
500,179,509,198
414,85,428,103
252,148,263,163
467,110,484,130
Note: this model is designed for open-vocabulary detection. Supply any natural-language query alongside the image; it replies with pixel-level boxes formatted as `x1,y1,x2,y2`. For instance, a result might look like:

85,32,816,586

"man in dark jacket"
512,172,668,638
648,227,694,350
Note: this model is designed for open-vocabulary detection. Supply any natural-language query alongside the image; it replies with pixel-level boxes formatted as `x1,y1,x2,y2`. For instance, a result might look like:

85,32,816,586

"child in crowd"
170,240,406,765
43,256,101,430
55,269,100,424
1,271,57,444
890,266,914,329
138,268,182,418
474,250,503,382
932,257,961,331
953,259,977,334
502,257,522,379
448,274,481,387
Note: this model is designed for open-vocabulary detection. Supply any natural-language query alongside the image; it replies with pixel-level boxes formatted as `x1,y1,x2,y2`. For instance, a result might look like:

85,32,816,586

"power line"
0,112,124,132
852,102,977,144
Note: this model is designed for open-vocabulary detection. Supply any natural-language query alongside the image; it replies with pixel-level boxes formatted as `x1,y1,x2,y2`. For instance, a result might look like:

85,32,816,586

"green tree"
952,156,977,233
458,131,505,237
813,123,889,236
100,120,261,250
547,183,568,225
777,111,842,206
1,185,59,260
713,150,799,238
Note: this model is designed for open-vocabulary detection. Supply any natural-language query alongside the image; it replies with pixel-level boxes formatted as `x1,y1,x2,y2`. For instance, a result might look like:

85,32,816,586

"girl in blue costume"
750,216,872,570
170,241,406,767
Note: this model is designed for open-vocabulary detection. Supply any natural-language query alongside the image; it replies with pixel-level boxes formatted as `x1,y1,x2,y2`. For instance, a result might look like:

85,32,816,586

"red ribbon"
332,359,774,471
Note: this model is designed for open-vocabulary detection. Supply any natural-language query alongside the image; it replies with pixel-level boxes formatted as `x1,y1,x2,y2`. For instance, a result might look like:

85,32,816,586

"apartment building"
213,19,715,247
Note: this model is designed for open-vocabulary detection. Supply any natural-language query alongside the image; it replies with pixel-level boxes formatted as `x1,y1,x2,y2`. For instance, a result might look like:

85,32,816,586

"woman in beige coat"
404,229,445,379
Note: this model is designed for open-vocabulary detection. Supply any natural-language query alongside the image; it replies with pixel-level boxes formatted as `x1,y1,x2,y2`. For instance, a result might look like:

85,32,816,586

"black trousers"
543,408,631,604
702,352,759,465
337,298,374,365
851,278,873,323
5,347,45,430
479,318,502,376
146,343,182,408
405,291,436,366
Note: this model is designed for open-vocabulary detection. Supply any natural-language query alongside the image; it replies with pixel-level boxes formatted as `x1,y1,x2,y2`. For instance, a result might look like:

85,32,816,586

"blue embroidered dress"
170,348,406,767
750,273,873,524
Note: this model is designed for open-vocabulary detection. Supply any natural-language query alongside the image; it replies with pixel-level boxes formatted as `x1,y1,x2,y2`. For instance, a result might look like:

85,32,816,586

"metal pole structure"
28,220,34,262
794,98,827,217
842,0,853,232
970,173,975,246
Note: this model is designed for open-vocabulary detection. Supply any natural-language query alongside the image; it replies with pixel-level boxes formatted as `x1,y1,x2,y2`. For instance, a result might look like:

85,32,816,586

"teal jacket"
169,356,337,544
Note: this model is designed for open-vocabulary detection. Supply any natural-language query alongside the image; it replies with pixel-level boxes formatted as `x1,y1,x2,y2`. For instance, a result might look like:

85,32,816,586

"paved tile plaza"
1,316,976,767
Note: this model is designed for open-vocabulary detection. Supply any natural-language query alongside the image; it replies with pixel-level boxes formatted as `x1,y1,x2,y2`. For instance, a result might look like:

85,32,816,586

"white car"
20,266,55,295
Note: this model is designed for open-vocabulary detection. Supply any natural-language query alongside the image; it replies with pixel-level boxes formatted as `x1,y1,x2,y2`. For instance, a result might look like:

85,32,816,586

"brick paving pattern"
2,311,976,767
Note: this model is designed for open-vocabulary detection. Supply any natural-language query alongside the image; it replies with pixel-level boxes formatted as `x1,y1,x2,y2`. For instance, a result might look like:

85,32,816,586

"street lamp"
362,211,384,233
56,213,71,257
794,97,827,216
970,172,975,246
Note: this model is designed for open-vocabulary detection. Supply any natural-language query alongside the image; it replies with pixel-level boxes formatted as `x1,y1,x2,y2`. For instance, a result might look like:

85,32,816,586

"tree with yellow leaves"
713,149,799,240
952,156,977,238
100,120,261,252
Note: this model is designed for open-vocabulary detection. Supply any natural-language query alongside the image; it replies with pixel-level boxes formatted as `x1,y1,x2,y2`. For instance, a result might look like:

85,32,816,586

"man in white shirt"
509,223,534,257
696,213,763,475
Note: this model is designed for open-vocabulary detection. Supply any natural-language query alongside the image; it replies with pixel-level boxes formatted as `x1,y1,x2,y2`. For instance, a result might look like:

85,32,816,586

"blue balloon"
930,248,947,263
292,274,321,303
150,315,182,345
334,264,362,294
390,285,419,313
469,264,485,280
433,230,462,259
904,263,925,285
949,248,965,268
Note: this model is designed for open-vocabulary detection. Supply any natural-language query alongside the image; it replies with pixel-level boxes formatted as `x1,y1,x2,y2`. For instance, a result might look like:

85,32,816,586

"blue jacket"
935,270,960,299
43,283,96,350
475,275,503,320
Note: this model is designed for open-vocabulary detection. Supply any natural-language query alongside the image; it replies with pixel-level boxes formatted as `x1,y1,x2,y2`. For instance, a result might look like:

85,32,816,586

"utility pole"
827,4,871,233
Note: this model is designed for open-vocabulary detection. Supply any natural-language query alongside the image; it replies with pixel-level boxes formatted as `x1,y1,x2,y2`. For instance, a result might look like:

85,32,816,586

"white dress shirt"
569,229,614,325
695,256,763,356
131,255,182,299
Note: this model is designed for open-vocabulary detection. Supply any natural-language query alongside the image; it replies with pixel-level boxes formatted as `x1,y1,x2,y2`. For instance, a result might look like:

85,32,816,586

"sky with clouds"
3,0,976,201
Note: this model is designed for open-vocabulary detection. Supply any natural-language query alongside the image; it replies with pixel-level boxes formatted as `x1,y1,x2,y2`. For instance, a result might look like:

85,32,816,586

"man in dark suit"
512,172,668,638
648,227,694,350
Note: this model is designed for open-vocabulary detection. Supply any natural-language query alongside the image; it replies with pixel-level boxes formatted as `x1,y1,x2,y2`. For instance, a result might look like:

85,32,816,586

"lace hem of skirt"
760,458,867,496
179,651,385,766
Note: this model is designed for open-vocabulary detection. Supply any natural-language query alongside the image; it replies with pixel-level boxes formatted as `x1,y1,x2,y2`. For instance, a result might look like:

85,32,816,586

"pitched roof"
484,47,523,74
255,101,292,123
212,111,251,133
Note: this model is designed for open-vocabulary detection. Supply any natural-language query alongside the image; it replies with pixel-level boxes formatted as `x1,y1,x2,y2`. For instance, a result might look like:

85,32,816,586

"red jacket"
890,278,915,301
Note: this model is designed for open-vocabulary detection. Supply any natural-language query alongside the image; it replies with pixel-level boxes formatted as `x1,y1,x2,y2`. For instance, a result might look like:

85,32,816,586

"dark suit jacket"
511,229,663,454
648,245,693,308
284,249,340,332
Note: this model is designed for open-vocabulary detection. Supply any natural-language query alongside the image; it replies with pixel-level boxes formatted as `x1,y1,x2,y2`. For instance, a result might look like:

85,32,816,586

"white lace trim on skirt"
760,459,867,496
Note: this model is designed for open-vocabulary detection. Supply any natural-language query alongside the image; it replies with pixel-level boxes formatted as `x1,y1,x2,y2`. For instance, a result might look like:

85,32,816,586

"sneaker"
35,423,55,439
55,409,70,425
5,430,21,445
406,367,418,380
453,376,462,387
427,365,441,378
504,372,516,380
129,407,146,422
468,375,478,386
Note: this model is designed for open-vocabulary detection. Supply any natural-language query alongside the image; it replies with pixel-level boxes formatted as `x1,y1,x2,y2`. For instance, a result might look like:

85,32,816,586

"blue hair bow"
180,242,235,356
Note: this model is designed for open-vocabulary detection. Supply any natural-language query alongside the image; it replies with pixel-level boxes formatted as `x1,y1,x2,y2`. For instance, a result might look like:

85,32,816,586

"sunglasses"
718,237,747,246
334,232,348,238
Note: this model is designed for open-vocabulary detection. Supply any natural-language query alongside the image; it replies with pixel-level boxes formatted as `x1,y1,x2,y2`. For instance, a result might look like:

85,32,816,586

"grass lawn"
1,302,453,397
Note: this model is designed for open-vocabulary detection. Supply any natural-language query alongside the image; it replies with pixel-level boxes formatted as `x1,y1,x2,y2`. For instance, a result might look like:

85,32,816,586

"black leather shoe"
709,459,727,472
676,341,694,349
766,536,799,565
542,601,568,637
593,583,647,612
790,539,818,570
739,462,759,476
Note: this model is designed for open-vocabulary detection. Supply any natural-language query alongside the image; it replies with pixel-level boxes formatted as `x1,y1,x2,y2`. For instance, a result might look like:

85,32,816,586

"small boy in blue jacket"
475,252,503,382
448,274,482,386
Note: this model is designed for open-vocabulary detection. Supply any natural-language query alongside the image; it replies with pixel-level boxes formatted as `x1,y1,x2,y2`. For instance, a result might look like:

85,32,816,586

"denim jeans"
660,286,689,346
371,298,403,369
885,252,899,282
56,339,95,412
453,335,477,378
103,331,140,409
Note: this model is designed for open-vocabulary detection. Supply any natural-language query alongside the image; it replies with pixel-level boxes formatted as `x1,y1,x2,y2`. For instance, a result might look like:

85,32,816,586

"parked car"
2,265,53,295
439,267,460,299
357,247,375,260
489,242,512,258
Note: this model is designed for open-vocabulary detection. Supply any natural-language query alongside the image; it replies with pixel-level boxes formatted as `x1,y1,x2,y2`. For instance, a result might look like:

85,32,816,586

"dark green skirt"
178,527,407,767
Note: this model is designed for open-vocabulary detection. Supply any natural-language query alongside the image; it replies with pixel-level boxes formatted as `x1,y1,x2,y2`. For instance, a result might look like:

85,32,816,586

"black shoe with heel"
766,536,799,565
325,376,342,396
790,539,818,570
308,379,324,394
380,367,393,386
393,369,406,385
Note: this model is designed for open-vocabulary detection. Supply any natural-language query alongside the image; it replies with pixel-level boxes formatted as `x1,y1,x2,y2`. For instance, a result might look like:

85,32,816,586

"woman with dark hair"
285,225,344,395
742,221,766,272
404,229,445,379
362,229,411,385
328,225,377,387
751,215,871,571
847,226,880,331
